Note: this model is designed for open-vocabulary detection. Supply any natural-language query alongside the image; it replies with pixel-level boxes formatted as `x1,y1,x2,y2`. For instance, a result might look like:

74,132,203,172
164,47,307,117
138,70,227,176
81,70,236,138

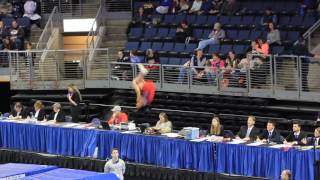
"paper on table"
246,141,264,146
162,133,180,138
228,139,246,144
122,130,140,134
61,123,79,128
190,137,208,142
269,144,289,149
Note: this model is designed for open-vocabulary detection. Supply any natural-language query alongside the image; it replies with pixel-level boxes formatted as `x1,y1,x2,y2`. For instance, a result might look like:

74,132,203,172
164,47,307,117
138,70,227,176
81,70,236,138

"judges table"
0,120,319,180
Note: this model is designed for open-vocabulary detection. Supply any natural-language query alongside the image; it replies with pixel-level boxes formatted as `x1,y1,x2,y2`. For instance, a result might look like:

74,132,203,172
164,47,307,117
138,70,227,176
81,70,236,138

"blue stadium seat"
3,17,14,28
173,43,186,53
303,16,316,27
180,58,189,65
17,17,30,28
241,16,254,26
168,57,181,65
206,16,218,26
195,15,208,26
174,14,186,25
162,14,175,24
220,44,233,55
160,57,169,64
271,46,285,55
193,29,203,39
156,28,169,38
185,43,197,53
290,16,304,27
208,44,220,53
202,29,211,39
186,15,197,25
286,31,299,42
228,16,241,26
233,45,246,55
129,27,143,39
226,30,238,40
152,42,163,51
219,16,230,25
253,16,262,26
280,31,287,41
124,42,139,51
161,42,175,52
143,27,157,39
167,28,177,38
139,42,152,51
237,30,250,41
249,30,261,40
278,16,291,27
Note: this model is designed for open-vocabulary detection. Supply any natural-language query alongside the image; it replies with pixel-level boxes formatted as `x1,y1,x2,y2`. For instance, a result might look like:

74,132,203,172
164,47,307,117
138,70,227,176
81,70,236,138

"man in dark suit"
9,102,28,119
236,115,260,141
302,127,320,146
284,121,307,145
259,120,283,144
48,103,65,122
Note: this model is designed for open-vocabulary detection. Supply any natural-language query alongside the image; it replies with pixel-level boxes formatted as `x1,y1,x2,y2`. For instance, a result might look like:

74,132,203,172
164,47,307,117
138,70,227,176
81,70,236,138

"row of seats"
129,26,300,44
158,14,316,29
125,41,285,56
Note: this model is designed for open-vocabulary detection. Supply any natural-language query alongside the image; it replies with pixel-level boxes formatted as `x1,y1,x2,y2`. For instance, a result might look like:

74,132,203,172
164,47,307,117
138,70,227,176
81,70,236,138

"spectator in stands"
206,52,224,84
11,0,24,18
25,41,35,64
208,0,223,15
23,0,41,27
225,50,239,70
283,121,307,145
189,0,203,14
260,8,277,28
133,7,151,25
175,20,192,43
0,20,8,40
129,51,142,63
281,169,292,180
107,105,128,126
9,102,27,119
259,120,283,144
116,50,129,63
48,103,65,122
196,23,225,50
267,22,281,46
178,50,207,83
221,0,238,15
301,127,320,146
300,0,318,16
156,0,172,14
292,34,314,92
148,112,172,134
236,115,260,141
223,50,241,87
67,84,82,123
172,0,189,13
144,49,160,71
9,20,24,50
31,100,45,121
0,2,12,18
209,116,224,136
255,38,269,56
239,41,263,71
142,2,154,17
104,148,126,180
2,37,12,50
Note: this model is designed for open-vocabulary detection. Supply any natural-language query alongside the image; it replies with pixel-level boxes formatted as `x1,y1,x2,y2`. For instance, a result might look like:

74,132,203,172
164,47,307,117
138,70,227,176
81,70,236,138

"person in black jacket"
259,120,283,144
209,116,224,136
301,127,320,146
67,84,82,123
236,115,260,141
284,121,307,145
32,100,45,121
9,102,28,119
48,103,65,122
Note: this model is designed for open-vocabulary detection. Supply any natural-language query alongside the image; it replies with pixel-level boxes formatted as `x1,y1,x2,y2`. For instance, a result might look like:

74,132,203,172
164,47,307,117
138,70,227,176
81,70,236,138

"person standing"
104,148,126,180
67,84,82,123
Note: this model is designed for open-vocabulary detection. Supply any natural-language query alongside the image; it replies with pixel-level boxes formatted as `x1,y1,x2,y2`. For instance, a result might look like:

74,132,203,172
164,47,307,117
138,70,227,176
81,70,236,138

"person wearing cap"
48,103,65,122
107,106,128,125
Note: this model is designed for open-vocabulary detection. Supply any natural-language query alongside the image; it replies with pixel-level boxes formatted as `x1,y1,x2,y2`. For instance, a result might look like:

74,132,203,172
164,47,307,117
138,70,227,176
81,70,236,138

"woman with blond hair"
209,116,224,136
147,112,172,134
67,84,82,123
32,100,45,121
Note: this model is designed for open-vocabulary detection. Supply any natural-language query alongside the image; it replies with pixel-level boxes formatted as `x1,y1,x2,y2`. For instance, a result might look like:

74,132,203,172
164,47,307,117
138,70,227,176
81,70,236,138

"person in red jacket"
107,106,128,125
132,64,156,110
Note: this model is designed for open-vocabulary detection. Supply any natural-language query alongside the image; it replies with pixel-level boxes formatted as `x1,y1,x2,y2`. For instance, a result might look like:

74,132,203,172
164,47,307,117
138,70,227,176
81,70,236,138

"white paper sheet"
162,133,181,138
228,139,246,144
190,137,208,142
246,142,264,146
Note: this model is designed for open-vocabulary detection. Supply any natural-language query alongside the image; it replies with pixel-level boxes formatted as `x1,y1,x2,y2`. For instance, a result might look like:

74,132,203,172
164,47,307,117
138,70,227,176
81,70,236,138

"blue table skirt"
0,121,97,157
216,142,320,180
97,130,215,172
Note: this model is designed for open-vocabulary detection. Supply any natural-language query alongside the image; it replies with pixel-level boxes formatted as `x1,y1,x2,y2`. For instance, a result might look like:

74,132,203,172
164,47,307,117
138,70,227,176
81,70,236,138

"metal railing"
36,7,62,50
87,5,105,49
303,18,320,50
8,50,320,102
40,0,100,18
105,0,132,12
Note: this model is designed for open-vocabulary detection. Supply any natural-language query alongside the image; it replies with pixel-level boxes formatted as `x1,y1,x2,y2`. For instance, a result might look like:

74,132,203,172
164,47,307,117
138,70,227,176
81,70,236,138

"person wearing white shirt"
189,0,203,14
258,120,283,144
236,116,260,141
302,127,320,146
48,103,65,122
104,148,125,180
32,100,45,121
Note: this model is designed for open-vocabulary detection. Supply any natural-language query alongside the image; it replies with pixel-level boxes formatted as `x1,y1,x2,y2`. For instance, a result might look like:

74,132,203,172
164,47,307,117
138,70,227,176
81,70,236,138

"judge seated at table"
146,112,172,134
9,102,28,119
283,121,307,145
209,116,224,136
235,115,260,141
48,103,65,122
301,127,320,146
31,100,46,121
258,120,283,144
107,106,128,126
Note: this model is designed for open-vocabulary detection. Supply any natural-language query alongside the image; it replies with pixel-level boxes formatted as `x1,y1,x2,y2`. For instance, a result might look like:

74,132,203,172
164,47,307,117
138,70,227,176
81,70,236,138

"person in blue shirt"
156,0,172,14
129,51,142,63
